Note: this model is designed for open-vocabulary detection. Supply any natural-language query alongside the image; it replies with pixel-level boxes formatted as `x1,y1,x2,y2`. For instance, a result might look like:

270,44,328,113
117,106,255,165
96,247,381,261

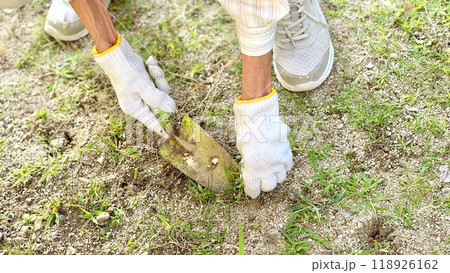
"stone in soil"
96,212,110,226
439,166,450,183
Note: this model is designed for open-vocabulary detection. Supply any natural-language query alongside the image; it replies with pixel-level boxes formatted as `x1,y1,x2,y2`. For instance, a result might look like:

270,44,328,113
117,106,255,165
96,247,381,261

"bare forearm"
241,51,272,100
69,0,117,52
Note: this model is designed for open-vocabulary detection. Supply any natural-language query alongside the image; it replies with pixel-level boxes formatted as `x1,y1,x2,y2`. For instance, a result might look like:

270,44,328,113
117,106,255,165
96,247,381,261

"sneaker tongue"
290,7,299,22
288,8,301,34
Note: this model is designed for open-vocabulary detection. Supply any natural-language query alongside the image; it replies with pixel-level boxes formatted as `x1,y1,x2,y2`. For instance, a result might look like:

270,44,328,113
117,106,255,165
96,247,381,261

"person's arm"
241,51,273,100
69,0,176,139
218,0,293,198
69,0,117,53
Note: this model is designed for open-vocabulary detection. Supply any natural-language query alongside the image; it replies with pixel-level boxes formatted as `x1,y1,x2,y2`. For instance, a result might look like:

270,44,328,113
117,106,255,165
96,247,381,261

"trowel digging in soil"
158,114,239,190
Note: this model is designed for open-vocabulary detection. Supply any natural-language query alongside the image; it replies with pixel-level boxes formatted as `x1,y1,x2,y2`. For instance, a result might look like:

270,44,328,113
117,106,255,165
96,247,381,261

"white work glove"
94,33,176,139
234,89,293,198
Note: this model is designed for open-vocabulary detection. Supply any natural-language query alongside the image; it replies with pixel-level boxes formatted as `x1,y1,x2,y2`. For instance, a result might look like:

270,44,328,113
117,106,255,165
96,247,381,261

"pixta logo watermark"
121,115,304,148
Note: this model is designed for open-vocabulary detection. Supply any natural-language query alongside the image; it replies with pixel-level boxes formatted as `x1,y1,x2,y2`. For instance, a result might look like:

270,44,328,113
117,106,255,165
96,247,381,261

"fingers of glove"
243,167,277,197
273,165,287,184
279,143,294,171
154,77,170,94
285,149,294,171
244,180,261,199
140,87,176,113
135,107,169,139
260,173,278,192
243,170,261,199
119,99,169,139
145,56,170,94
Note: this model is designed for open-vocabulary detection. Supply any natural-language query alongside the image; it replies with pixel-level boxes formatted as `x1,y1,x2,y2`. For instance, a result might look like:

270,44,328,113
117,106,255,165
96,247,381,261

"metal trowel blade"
159,115,238,190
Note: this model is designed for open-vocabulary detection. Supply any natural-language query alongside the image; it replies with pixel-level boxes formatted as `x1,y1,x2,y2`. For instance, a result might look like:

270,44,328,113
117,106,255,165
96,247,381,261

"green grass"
67,180,126,231
188,180,217,204
182,222,227,255
397,163,434,208
282,193,331,254
280,0,449,253
405,112,448,136
239,219,244,255
150,207,227,254
288,123,308,152
102,115,142,164
34,197,62,233
283,138,392,253
9,153,67,187
326,0,449,141
384,201,416,228
0,138,4,152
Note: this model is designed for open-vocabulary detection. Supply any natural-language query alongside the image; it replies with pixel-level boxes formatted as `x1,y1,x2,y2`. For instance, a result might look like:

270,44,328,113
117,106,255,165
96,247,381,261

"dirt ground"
0,0,448,255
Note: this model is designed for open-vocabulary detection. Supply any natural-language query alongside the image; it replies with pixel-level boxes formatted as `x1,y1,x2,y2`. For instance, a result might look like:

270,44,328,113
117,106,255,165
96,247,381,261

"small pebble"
66,247,76,255
97,155,105,164
58,214,66,225
439,165,450,183
14,237,24,244
390,53,398,58
407,107,419,113
96,212,110,226
33,221,42,232
341,210,354,218
50,138,66,148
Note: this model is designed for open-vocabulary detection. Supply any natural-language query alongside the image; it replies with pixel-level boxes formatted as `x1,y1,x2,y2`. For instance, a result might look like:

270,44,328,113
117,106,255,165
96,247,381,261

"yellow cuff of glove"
92,32,122,58
235,88,277,104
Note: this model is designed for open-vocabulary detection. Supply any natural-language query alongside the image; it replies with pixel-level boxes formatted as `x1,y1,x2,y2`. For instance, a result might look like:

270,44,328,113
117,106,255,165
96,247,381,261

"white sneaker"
273,0,334,92
44,0,111,41
0,0,32,9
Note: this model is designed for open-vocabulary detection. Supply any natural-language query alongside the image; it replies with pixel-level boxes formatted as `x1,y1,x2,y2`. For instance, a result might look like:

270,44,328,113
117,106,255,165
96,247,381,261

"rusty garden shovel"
157,113,238,190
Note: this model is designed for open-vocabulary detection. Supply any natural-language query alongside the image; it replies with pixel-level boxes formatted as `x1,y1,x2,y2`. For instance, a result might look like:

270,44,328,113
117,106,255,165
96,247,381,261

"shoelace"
278,0,320,46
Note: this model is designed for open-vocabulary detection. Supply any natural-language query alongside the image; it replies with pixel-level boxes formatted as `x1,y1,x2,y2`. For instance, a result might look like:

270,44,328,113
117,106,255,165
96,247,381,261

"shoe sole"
274,41,334,92
44,22,89,42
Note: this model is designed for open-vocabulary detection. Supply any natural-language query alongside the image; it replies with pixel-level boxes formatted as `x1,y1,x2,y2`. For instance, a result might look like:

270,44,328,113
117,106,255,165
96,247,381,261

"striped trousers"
218,0,290,56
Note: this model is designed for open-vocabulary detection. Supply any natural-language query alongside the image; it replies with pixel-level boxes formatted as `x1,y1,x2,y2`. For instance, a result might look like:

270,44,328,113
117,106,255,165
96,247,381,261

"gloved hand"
94,33,176,139
234,89,293,198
